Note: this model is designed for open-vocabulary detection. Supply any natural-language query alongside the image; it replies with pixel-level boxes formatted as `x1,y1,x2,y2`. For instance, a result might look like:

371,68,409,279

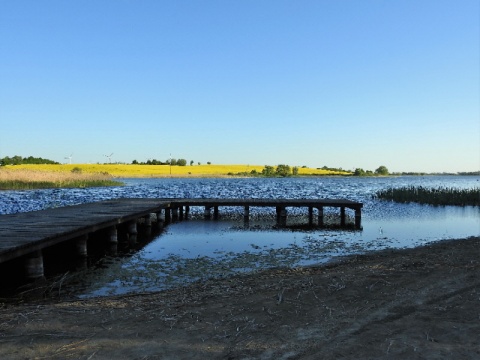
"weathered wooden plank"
0,199,171,262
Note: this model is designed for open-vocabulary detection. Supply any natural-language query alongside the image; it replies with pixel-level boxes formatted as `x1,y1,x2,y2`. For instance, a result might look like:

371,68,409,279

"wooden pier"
0,198,362,281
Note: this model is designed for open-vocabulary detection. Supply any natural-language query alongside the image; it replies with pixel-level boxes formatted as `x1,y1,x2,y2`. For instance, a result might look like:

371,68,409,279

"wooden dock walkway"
0,197,362,280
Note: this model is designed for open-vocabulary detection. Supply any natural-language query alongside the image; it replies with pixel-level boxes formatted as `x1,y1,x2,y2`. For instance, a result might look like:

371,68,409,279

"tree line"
0,155,59,166
353,165,389,176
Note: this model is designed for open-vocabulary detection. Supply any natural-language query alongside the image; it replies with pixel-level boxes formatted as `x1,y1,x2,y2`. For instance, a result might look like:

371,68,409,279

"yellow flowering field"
2,164,349,178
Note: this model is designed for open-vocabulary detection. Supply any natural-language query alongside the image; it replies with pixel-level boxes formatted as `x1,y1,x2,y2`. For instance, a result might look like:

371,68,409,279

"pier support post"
128,220,138,235
107,226,118,254
24,250,44,281
179,207,184,220
155,211,164,228
244,206,250,225
109,226,118,243
74,235,88,269
308,207,313,226
185,206,190,220
155,209,163,222
340,207,346,227
144,214,152,227
317,206,324,227
75,234,88,257
204,206,211,219
213,206,219,220
128,220,138,244
278,207,287,227
165,208,171,223
355,208,362,229
143,214,152,236
172,207,179,221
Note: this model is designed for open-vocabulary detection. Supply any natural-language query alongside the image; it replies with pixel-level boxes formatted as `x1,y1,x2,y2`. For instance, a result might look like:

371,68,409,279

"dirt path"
1,237,479,359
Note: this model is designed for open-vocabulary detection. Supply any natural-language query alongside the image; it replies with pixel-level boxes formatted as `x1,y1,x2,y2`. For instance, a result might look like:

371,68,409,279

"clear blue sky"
1,0,479,173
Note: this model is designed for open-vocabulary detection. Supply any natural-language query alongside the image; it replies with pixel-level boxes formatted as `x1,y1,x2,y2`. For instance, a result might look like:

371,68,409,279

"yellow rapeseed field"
2,164,350,178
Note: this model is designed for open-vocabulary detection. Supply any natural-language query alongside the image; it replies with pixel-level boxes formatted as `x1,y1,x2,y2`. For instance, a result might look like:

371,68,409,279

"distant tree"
276,164,291,177
132,160,138,164
353,168,366,176
0,155,58,166
262,165,275,177
375,165,389,176
292,166,299,175
190,160,194,166
177,159,187,166
207,162,211,165
198,162,201,165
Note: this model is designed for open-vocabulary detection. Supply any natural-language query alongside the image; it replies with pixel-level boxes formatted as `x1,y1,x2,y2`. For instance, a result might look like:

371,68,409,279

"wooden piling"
204,206,211,219
75,235,88,257
24,250,44,280
355,208,362,229
244,206,250,224
109,226,118,243
318,206,324,227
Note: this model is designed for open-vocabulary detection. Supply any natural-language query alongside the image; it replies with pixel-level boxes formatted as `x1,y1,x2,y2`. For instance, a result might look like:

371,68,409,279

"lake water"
1,176,479,297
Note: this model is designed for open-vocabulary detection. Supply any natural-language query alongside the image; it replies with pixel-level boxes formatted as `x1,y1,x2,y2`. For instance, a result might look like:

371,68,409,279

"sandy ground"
0,236,479,360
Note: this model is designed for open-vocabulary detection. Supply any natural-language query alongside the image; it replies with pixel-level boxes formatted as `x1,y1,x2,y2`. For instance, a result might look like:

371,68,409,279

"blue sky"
1,0,479,172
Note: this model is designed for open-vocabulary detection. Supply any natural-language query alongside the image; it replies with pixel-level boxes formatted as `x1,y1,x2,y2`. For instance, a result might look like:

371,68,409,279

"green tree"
177,159,187,166
276,164,291,177
375,165,389,176
353,168,366,176
262,165,275,177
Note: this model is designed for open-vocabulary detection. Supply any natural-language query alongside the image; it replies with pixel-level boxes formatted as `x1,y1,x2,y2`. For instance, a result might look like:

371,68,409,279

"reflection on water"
1,176,478,298
75,204,479,298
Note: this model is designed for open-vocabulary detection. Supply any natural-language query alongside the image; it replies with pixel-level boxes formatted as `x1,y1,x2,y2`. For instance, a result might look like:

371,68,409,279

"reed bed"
0,168,122,190
376,186,480,206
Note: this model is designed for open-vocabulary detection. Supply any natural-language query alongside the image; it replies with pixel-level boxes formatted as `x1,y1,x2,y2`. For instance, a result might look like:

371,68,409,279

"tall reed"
376,186,480,206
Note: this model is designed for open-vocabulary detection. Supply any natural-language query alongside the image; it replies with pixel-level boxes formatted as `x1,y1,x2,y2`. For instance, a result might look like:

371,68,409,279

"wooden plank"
0,199,171,262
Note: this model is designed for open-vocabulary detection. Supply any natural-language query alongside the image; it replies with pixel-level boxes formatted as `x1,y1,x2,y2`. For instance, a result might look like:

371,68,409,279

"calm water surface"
1,176,478,297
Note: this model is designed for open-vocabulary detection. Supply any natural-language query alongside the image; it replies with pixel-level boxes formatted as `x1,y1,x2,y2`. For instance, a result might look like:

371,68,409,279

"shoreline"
1,236,479,359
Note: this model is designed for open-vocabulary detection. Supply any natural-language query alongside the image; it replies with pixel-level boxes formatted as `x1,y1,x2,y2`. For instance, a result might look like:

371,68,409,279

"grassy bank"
0,168,123,190
376,186,480,206
2,164,350,178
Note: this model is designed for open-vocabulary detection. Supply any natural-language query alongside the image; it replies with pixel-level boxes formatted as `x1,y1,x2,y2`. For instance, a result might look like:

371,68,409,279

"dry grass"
0,168,121,189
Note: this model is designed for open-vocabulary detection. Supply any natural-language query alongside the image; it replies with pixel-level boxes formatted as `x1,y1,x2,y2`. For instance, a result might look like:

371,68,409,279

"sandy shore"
0,236,479,359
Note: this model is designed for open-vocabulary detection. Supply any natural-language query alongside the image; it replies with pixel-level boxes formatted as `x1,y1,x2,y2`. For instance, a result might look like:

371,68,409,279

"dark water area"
1,176,479,298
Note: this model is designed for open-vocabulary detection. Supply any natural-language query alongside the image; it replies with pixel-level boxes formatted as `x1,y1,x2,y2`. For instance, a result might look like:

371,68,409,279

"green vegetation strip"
376,186,480,206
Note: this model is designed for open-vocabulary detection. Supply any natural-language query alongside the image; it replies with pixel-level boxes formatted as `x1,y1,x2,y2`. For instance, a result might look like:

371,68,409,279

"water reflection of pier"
0,198,362,282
